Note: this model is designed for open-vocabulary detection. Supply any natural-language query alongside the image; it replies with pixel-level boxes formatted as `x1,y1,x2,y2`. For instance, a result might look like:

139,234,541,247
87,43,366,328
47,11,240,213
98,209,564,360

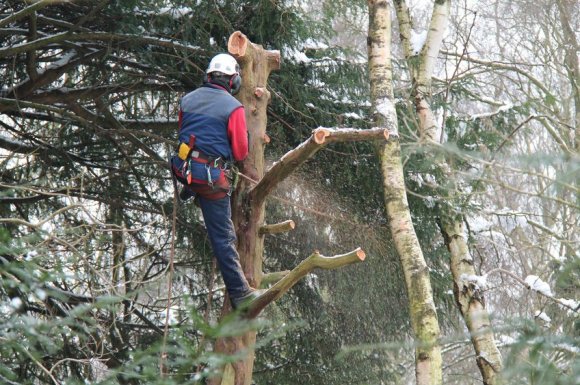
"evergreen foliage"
1,0,577,384
0,1,411,383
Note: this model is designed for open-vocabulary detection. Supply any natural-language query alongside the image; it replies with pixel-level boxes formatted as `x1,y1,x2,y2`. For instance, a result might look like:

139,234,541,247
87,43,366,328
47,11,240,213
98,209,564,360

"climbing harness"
171,136,239,199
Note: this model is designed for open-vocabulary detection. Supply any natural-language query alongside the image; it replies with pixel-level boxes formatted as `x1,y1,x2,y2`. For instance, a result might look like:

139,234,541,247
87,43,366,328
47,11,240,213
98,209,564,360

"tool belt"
177,142,228,168
172,142,238,200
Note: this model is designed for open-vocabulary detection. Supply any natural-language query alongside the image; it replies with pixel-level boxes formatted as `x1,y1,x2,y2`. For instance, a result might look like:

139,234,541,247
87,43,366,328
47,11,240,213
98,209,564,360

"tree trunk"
394,1,503,383
207,31,388,385
367,2,443,385
207,31,281,385
439,215,503,385
556,0,579,151
395,0,450,143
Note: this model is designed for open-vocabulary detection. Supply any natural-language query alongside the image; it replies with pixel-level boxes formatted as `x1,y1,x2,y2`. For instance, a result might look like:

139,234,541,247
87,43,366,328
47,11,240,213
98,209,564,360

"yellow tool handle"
178,143,190,160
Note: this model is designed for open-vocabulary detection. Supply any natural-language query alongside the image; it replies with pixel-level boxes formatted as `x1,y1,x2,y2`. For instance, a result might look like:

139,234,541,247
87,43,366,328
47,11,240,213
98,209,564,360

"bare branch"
244,248,366,319
0,0,67,29
486,268,579,313
250,127,388,205
259,220,295,235
0,32,202,59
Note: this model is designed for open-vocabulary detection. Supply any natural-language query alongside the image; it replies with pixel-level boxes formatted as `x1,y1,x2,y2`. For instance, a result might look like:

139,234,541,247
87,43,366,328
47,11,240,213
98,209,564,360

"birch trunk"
368,2,443,384
394,0,449,142
395,1,503,383
439,215,502,384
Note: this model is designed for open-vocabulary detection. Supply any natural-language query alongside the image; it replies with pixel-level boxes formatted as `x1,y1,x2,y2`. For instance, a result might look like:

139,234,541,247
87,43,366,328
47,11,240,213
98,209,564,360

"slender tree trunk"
439,215,503,384
367,2,443,385
395,0,449,142
395,2,503,383
556,0,579,151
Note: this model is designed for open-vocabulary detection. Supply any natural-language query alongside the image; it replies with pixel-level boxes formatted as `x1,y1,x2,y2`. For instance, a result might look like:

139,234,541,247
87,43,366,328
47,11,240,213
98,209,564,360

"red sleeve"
227,106,248,161
178,109,183,130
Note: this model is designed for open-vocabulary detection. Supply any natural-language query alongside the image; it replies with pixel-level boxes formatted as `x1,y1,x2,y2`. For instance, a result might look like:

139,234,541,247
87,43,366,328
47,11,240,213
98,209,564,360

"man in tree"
170,53,261,309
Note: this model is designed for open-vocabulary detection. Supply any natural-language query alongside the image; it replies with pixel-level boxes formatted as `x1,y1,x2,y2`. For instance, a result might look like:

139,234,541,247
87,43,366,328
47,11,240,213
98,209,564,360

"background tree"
368,1,443,385
1,1,577,385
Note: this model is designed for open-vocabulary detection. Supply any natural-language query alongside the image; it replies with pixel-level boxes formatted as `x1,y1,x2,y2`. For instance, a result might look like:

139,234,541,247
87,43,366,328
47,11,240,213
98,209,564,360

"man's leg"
197,195,251,300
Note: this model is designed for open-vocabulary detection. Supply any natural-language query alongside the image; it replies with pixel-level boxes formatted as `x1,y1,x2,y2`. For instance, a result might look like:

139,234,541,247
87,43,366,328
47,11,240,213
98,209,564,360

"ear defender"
230,74,241,95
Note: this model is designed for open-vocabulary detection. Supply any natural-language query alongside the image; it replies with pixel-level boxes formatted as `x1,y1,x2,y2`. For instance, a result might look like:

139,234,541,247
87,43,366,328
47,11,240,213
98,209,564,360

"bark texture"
368,2,443,385
556,0,579,151
209,31,281,385
210,32,384,385
395,2,503,383
440,216,502,385
395,0,450,143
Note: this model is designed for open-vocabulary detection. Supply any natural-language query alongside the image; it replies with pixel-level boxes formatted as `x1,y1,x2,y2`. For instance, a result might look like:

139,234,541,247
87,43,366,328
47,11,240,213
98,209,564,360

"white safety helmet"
206,53,240,75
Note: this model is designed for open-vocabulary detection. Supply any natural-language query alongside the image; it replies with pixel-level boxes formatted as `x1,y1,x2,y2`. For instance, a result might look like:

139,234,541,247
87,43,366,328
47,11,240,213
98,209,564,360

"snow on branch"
524,275,553,297
486,268,579,314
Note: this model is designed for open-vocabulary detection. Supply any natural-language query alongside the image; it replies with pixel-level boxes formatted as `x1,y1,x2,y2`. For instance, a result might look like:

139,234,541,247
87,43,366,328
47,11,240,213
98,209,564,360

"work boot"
230,288,266,310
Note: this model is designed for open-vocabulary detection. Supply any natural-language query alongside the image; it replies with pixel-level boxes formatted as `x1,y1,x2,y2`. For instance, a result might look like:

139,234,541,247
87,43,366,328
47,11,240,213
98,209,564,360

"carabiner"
205,164,214,187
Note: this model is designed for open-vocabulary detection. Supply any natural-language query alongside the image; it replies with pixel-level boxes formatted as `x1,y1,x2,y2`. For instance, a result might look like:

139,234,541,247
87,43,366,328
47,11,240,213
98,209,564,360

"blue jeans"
197,195,251,299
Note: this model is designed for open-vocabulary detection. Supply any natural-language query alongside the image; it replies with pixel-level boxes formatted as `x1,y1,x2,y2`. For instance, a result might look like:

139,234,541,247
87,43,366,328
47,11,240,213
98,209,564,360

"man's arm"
227,106,248,161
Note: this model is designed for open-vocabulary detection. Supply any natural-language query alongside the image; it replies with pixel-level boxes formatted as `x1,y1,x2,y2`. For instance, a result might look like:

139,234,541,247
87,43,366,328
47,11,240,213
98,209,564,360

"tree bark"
439,216,503,385
395,1,503,383
209,32,383,385
395,0,449,142
207,31,280,385
556,0,580,151
367,2,443,385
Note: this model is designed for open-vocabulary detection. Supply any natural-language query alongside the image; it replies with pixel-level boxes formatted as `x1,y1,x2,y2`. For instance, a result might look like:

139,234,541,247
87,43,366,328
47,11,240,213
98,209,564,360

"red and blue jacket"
178,83,248,161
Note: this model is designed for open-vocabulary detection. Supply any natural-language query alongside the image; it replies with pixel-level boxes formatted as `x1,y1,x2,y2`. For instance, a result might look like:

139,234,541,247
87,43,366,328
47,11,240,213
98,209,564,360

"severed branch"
260,271,290,287
243,248,366,318
250,127,389,206
259,220,295,235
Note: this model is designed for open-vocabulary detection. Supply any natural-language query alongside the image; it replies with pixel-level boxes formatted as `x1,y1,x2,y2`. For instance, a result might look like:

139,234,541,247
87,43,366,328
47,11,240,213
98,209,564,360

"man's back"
179,85,242,159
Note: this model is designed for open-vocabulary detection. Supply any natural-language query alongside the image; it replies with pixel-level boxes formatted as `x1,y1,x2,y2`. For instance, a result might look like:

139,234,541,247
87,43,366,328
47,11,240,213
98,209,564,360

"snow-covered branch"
485,268,579,314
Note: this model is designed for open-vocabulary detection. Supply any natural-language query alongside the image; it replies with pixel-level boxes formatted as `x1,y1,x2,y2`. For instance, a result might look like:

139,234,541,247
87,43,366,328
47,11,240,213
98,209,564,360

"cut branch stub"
228,31,248,57
254,87,266,98
259,220,295,235
242,248,366,319
227,31,280,73
313,128,331,144
316,127,390,144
